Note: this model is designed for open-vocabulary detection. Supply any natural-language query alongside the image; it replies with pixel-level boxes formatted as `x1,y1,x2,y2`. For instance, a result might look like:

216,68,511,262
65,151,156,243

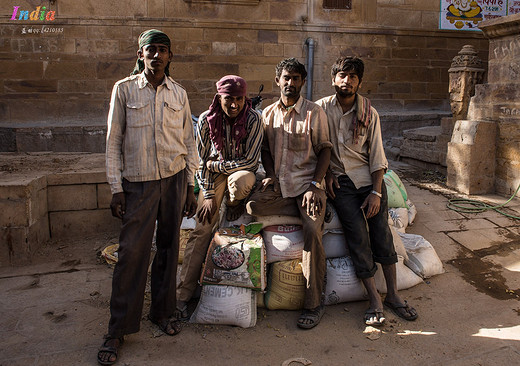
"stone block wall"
0,0,488,129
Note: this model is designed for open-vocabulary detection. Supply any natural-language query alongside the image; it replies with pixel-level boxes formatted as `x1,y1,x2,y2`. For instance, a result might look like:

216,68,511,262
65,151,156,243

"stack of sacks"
385,170,417,232
190,224,265,328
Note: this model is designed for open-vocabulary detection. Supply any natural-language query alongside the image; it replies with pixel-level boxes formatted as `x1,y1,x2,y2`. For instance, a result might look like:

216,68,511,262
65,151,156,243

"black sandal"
148,315,182,336
97,335,123,365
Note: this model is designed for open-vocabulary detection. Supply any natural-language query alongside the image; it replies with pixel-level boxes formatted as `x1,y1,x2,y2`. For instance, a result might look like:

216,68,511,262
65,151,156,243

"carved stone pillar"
448,45,485,123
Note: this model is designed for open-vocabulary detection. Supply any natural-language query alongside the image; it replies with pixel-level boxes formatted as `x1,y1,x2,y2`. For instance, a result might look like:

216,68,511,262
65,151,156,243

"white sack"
262,225,304,263
398,232,444,278
322,230,349,259
324,256,367,305
388,207,409,233
190,285,257,328
374,255,423,293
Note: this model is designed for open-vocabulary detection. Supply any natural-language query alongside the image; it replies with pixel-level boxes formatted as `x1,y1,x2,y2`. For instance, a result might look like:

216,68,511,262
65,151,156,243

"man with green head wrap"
99,29,198,365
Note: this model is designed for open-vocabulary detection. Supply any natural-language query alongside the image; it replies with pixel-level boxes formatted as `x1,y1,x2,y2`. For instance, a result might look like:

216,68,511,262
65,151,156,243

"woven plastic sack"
398,232,444,278
190,285,257,328
264,259,305,310
384,170,408,208
324,256,367,305
262,225,304,264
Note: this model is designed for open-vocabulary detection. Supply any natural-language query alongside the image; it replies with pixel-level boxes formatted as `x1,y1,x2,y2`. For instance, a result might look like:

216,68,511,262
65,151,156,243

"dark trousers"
332,174,397,279
108,170,187,338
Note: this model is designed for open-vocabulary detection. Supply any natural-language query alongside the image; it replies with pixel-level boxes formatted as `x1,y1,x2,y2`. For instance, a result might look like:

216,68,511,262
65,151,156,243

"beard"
334,84,358,98
282,86,301,99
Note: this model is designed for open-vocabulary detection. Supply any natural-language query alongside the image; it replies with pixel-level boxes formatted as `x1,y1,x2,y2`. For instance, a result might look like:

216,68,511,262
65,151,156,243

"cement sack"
390,225,409,263
406,199,417,226
324,256,367,305
322,230,349,259
388,207,409,233
201,225,266,290
324,204,343,231
264,259,306,310
384,170,408,208
262,225,304,263
190,285,257,328
181,216,197,230
398,232,444,278
374,255,423,293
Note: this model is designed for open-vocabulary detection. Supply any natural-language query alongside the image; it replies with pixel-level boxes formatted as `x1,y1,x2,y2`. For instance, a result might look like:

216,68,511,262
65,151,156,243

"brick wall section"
0,0,488,126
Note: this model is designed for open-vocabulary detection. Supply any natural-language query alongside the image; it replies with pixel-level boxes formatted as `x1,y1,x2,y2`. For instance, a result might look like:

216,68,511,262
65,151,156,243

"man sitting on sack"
176,75,263,320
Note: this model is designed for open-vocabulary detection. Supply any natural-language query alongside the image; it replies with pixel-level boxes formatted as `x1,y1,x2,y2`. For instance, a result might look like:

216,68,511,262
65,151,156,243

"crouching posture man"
176,75,263,319
316,56,418,326
98,29,198,365
247,58,331,329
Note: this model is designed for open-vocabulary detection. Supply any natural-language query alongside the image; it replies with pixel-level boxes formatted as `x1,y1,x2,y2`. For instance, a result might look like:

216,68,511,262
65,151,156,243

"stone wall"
0,0,488,130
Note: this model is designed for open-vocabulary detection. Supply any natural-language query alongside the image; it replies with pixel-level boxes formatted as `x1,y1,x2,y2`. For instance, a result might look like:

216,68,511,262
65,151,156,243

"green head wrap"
131,29,172,76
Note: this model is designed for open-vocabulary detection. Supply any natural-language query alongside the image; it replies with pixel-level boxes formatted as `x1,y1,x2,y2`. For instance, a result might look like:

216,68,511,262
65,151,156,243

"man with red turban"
176,75,263,319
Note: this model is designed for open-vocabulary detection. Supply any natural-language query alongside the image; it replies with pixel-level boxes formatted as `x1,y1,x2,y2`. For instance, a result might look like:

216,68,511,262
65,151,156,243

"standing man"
98,29,198,365
247,58,331,329
176,75,263,319
316,56,418,326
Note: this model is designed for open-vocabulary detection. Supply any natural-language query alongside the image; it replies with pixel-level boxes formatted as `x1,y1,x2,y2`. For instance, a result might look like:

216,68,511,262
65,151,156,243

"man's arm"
181,95,198,218
106,82,126,218
360,169,384,218
302,147,331,216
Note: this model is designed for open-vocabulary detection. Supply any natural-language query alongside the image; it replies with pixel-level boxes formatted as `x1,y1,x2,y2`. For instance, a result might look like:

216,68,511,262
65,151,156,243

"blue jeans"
331,175,397,279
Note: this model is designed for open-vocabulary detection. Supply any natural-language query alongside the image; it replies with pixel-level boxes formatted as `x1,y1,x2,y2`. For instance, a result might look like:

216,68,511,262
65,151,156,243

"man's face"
333,69,361,98
276,69,305,99
138,43,172,73
219,95,246,119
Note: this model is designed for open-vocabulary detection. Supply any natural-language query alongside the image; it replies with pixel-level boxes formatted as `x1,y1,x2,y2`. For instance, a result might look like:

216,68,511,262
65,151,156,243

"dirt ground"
1,154,520,366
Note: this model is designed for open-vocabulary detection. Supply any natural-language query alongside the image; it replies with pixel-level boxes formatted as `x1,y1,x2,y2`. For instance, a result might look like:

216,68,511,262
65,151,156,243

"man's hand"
360,193,381,219
184,186,197,218
205,155,219,171
325,170,339,199
259,176,280,193
197,197,217,225
302,185,326,217
110,192,126,219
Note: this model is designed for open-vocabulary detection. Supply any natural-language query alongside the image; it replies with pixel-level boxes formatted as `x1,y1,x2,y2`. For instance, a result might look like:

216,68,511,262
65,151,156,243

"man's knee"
227,171,256,202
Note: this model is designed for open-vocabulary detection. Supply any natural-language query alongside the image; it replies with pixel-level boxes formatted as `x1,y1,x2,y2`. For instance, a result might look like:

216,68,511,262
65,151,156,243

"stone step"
402,126,442,142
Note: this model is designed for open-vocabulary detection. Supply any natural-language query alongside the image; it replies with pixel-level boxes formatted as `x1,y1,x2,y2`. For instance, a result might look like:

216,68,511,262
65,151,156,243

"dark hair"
275,58,307,80
331,57,364,82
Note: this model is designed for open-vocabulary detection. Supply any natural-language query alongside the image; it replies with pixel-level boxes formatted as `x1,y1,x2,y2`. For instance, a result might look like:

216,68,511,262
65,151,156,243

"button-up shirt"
106,72,198,194
316,94,388,189
262,97,332,198
196,108,263,199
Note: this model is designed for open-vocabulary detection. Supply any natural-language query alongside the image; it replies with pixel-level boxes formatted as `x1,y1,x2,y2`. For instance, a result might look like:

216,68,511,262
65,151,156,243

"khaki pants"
246,186,326,310
177,170,256,303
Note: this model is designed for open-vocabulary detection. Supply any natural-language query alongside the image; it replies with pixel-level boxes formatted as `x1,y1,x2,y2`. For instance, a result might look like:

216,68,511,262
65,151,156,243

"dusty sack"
384,170,408,208
262,225,304,263
374,255,423,293
324,256,367,305
190,285,257,328
322,230,349,259
201,226,266,290
399,232,444,278
388,207,409,233
264,259,306,310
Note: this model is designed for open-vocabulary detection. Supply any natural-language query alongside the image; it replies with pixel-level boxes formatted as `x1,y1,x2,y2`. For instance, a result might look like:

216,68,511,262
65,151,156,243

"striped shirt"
196,108,263,199
106,72,198,194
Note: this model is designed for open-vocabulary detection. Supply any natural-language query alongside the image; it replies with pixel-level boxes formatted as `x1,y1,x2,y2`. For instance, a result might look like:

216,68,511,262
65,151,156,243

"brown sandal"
148,315,182,336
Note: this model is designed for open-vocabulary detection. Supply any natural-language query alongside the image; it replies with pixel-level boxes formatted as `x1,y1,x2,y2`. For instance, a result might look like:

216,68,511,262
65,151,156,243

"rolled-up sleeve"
311,106,333,155
106,82,126,194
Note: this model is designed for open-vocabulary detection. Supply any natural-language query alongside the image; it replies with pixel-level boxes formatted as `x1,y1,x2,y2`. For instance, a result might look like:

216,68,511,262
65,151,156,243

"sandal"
364,309,385,326
97,336,123,365
148,315,182,336
383,300,418,321
297,305,325,329
175,304,190,321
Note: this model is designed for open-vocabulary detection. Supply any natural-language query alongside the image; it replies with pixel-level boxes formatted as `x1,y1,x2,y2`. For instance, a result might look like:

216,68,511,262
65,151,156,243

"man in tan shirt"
247,58,331,329
316,56,418,327
99,29,198,365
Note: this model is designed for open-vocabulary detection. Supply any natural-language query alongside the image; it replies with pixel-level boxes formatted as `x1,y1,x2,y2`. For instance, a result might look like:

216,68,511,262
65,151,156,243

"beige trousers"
246,186,326,310
177,170,256,303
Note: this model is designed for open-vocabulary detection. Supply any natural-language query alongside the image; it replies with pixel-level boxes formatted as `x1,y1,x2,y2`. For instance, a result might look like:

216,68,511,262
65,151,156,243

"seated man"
317,56,418,326
176,75,263,318
247,58,332,329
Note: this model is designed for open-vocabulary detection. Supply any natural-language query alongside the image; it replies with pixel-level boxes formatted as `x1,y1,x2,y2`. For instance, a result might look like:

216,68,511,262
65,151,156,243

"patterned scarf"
207,96,252,155
352,94,371,144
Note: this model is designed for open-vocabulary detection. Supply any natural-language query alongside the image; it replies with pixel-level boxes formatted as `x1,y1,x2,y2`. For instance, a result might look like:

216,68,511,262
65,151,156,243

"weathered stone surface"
48,184,97,212
49,209,120,239
402,126,440,142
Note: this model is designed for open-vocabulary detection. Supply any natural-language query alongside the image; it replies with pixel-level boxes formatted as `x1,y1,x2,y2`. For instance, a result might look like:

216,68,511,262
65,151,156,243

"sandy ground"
1,154,520,365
